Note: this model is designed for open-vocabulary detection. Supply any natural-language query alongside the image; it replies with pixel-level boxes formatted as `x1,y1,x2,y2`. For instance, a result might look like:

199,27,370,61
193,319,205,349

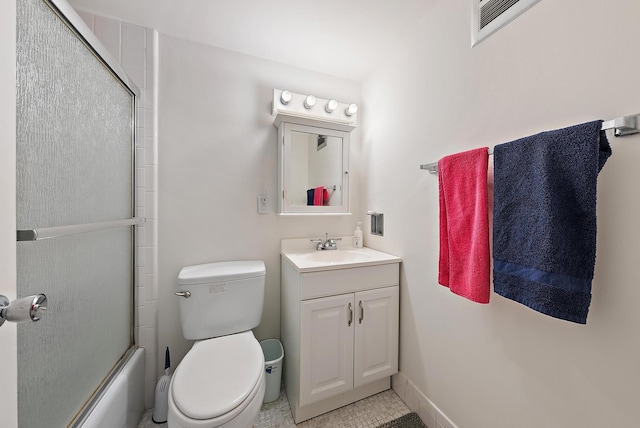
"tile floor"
137,386,411,427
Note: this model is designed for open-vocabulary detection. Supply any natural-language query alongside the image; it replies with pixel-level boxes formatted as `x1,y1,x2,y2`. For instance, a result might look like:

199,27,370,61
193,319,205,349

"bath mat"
376,412,428,428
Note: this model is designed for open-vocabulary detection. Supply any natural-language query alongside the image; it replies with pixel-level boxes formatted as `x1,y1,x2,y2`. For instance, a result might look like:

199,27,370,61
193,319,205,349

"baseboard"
391,371,459,428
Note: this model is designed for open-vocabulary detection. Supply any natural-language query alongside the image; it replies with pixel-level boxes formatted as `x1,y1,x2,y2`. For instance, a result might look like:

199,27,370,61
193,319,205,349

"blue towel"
493,120,611,324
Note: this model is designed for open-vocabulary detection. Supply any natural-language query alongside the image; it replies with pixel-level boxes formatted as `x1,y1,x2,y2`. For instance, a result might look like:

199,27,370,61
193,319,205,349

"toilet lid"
171,332,264,420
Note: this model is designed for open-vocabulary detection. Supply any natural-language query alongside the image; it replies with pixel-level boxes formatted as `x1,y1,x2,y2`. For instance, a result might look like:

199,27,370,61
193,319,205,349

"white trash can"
260,339,284,403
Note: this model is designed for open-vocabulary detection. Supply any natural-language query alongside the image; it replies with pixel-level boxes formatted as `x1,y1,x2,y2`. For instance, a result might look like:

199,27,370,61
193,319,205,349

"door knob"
0,294,48,327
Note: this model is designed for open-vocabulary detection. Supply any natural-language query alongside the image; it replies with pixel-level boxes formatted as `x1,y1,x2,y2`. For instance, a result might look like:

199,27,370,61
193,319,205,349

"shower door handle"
0,294,47,327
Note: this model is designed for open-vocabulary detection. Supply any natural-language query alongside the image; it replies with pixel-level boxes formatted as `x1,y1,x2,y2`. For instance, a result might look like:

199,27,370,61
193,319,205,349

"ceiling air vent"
471,0,541,47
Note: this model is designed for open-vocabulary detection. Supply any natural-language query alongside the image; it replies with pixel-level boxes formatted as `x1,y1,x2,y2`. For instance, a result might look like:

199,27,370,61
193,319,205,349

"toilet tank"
177,260,266,340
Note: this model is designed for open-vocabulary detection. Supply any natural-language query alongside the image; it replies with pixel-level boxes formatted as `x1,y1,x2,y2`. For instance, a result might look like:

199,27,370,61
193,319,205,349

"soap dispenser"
353,222,363,248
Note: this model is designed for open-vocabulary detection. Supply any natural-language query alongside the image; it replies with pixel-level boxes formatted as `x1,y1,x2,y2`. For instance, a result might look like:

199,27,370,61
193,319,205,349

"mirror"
278,122,350,214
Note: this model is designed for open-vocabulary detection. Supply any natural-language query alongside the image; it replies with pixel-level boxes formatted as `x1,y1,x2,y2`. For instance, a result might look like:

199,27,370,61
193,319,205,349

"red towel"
438,147,490,303
313,186,324,206
323,188,330,205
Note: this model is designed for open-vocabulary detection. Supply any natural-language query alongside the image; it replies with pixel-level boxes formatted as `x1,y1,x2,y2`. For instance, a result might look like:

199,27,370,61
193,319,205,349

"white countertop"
281,237,401,272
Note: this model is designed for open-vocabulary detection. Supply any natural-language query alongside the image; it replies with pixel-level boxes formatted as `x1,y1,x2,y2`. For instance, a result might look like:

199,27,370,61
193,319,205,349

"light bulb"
325,99,338,113
304,95,316,109
345,103,358,117
280,90,292,105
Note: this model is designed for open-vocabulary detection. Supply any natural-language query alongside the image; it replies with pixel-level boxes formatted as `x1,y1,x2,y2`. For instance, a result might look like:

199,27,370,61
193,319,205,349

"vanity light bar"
272,89,358,126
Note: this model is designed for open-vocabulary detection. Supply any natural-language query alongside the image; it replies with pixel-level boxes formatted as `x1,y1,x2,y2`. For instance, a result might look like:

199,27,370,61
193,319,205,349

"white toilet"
167,260,267,428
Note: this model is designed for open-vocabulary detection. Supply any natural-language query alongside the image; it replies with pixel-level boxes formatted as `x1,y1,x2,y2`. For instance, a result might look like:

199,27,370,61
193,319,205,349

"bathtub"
77,347,145,428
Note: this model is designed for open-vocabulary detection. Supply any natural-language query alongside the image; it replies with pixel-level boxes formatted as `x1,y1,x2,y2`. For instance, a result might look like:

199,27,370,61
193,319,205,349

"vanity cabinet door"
300,293,354,406
354,286,399,388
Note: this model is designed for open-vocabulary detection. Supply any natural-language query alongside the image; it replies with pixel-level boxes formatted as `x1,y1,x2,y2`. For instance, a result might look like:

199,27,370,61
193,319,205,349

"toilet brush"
152,347,172,424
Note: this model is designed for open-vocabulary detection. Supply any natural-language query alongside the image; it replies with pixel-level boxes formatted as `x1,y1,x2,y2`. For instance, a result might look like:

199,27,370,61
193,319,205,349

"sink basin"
293,248,378,263
281,239,401,272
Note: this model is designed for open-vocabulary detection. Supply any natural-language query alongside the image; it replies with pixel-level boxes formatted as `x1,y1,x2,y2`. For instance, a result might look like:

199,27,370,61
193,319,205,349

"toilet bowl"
167,261,267,428
167,332,266,428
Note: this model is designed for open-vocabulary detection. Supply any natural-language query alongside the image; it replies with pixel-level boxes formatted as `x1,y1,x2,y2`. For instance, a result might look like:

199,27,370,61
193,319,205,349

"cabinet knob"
359,301,364,324
348,302,353,327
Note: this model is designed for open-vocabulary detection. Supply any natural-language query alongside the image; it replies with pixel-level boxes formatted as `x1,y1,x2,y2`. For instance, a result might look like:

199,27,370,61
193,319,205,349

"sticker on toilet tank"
209,283,226,294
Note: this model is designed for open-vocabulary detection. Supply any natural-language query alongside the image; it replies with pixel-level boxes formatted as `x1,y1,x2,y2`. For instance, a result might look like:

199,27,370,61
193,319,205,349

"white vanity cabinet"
300,286,399,406
280,246,400,424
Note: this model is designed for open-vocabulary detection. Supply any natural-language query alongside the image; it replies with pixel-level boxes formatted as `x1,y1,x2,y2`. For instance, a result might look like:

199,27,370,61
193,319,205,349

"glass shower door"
16,0,138,426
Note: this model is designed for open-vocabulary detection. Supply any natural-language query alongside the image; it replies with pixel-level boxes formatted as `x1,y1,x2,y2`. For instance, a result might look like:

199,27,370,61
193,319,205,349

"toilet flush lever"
175,291,191,298
0,294,48,327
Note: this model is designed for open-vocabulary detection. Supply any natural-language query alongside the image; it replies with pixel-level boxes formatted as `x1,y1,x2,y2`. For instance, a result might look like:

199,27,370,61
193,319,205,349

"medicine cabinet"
277,120,350,214
273,88,356,215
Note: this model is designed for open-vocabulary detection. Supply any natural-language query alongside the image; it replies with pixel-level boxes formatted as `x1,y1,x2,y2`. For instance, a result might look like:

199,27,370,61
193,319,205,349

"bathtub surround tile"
142,85,155,110
137,106,147,130
145,351,157,383
134,282,142,305
138,388,411,428
136,246,145,267
123,66,146,92
136,166,146,189
146,29,157,85
145,164,156,190
145,246,155,275
135,188,145,209
121,24,146,73
137,326,146,351
93,16,120,62
84,10,159,410
136,146,146,164
144,300,157,327
137,267,146,286
136,305,146,327
145,220,157,248
144,380,157,413
146,327,157,354
76,10,94,31
145,138,157,166
135,267,145,288
135,224,145,249
145,109,155,137
144,190,156,218
146,273,157,300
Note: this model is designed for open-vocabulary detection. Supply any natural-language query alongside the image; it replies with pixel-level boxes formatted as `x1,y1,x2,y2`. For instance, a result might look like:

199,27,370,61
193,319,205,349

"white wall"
290,132,310,206
157,34,363,372
361,1,640,427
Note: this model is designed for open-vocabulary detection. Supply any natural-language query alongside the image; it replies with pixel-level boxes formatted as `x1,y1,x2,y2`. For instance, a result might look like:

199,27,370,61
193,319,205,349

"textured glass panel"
17,230,132,427
16,0,133,230
15,0,135,426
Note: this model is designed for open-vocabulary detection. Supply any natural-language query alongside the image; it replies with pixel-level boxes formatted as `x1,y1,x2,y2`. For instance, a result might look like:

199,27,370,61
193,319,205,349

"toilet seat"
170,331,264,424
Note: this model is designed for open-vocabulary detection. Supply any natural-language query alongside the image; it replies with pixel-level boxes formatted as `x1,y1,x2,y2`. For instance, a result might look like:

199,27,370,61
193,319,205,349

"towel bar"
420,114,639,174
17,217,146,241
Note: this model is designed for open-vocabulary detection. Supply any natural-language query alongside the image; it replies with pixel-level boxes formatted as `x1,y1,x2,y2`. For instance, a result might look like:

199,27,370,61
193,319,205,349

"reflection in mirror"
290,131,343,207
278,121,350,214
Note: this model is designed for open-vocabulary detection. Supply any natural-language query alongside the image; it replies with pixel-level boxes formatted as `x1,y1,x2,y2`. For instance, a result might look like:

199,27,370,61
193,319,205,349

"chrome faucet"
310,233,342,251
